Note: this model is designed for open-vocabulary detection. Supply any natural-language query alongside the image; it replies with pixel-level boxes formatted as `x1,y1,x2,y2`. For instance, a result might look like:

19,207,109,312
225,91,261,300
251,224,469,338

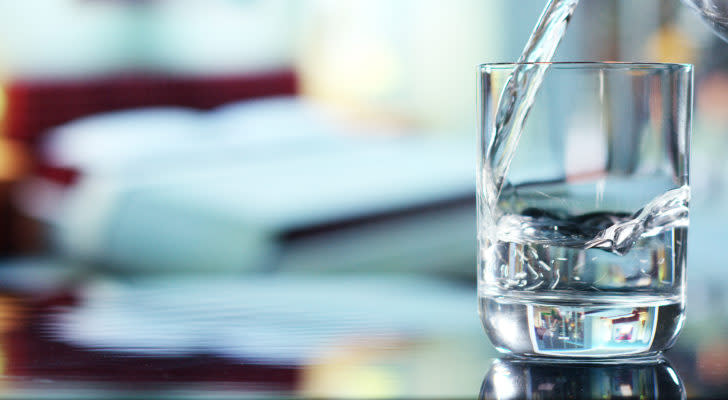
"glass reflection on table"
480,357,685,400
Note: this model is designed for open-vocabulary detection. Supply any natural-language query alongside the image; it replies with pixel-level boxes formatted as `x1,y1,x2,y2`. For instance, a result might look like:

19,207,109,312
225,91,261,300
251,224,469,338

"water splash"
495,185,690,255
484,0,580,197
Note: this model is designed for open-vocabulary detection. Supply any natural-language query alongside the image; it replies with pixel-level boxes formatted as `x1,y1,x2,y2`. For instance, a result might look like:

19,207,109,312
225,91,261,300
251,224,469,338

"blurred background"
0,0,726,398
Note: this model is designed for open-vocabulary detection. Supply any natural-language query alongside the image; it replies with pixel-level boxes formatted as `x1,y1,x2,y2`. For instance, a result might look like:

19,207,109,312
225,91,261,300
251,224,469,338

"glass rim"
479,61,692,70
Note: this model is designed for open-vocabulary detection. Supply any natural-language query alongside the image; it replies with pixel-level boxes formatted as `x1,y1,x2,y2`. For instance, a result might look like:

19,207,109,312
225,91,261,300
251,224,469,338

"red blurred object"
3,70,297,144
0,70,297,254
1,70,297,187
2,292,299,389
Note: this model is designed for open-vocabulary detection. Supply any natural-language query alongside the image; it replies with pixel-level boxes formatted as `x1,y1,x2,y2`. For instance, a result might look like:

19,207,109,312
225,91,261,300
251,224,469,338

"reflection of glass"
477,63,692,358
480,358,685,400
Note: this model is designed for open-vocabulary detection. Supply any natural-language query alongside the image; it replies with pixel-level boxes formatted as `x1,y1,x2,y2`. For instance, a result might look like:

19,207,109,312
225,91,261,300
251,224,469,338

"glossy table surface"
0,261,725,399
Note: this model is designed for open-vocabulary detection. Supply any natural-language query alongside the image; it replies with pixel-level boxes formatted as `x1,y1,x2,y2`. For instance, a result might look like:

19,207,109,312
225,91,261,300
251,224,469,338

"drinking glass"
477,62,692,358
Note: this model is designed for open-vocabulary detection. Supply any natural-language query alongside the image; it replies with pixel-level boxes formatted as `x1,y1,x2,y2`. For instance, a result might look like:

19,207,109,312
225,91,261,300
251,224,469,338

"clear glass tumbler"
477,62,692,358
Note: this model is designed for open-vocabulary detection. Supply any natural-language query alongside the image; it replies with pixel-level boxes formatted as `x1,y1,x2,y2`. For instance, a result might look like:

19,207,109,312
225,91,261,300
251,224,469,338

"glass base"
479,294,685,358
